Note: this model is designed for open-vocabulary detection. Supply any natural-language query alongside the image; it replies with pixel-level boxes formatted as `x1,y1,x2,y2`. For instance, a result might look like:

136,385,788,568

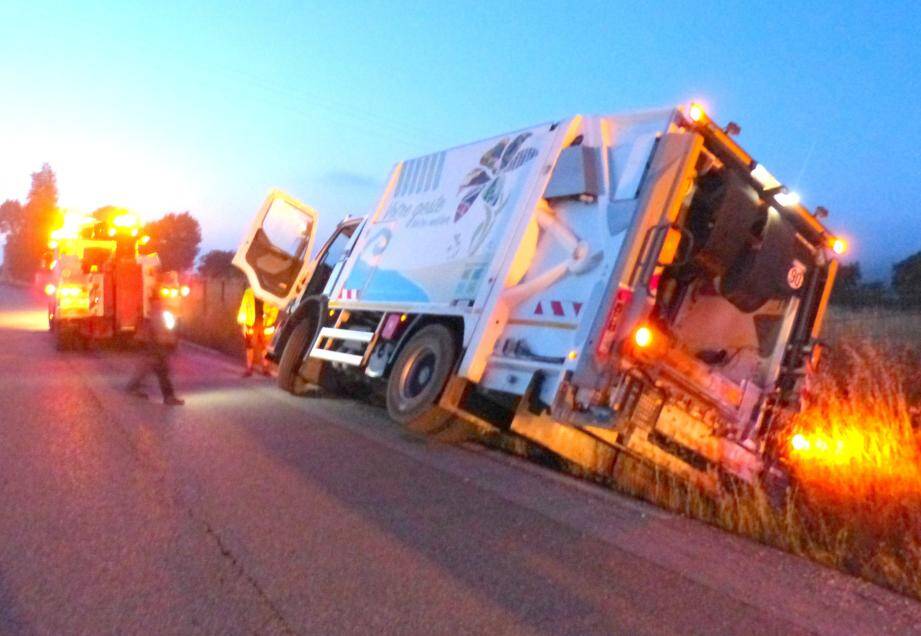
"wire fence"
823,306,921,350
180,276,248,357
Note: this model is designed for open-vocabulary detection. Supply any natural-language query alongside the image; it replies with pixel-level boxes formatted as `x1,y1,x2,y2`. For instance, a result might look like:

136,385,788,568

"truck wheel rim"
400,347,437,403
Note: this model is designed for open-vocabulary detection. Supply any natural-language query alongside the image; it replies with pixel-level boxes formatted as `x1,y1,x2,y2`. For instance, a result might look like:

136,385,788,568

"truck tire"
386,324,456,426
277,316,317,394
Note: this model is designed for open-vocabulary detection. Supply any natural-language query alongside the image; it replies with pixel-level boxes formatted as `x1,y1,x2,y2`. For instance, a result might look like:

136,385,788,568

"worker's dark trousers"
127,346,175,399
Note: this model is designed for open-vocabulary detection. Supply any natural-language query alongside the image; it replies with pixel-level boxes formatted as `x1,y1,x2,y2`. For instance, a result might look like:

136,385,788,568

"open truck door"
233,189,319,307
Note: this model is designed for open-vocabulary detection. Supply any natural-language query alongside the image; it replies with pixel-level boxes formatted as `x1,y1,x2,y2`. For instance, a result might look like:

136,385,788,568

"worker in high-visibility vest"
237,288,278,377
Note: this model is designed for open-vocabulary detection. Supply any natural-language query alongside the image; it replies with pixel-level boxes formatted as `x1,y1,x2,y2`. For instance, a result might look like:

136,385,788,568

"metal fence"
180,276,248,357
823,307,921,350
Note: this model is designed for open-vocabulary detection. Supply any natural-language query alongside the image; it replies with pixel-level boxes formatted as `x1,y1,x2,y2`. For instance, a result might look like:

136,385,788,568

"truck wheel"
386,324,456,426
277,316,317,394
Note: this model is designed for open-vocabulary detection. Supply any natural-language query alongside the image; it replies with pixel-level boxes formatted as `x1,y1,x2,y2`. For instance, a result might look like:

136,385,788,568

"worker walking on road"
237,287,278,377
127,284,184,405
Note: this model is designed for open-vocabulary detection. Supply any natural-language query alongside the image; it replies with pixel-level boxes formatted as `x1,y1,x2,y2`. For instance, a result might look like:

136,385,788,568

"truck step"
309,348,364,366
316,327,374,343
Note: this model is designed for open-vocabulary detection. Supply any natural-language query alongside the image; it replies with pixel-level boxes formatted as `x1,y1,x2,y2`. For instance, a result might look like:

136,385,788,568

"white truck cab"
234,105,842,491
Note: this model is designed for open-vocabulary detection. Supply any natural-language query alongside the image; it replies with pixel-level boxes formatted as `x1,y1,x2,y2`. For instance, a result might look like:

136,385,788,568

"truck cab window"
304,224,355,296
263,199,314,259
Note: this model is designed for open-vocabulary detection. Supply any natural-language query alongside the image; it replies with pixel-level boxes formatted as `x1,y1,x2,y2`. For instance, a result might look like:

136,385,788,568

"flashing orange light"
130,228,139,237
400,313,407,322
160,287,170,298
831,237,847,255
44,283,57,296
329,309,335,316
567,350,578,360
107,228,116,237
48,240,58,250
633,325,654,349
688,103,706,123
112,212,139,228
180,285,190,297
57,284,85,298
790,433,810,452
139,235,151,246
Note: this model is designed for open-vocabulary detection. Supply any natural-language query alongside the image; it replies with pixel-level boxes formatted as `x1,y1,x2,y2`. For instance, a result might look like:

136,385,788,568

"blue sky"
1,1,919,279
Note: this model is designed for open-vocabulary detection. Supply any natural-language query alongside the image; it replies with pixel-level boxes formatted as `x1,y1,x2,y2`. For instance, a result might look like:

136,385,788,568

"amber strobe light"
831,237,847,255
633,325,654,349
688,103,705,122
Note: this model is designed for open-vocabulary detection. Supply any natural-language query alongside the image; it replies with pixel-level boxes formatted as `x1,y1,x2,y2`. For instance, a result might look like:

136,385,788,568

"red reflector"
381,313,402,340
596,288,633,358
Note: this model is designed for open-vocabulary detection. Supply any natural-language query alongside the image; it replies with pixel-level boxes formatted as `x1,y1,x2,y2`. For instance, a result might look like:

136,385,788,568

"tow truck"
44,209,187,350
234,104,845,491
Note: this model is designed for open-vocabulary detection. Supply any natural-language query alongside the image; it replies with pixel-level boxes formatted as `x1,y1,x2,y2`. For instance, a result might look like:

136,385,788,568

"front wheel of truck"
386,324,456,426
277,316,317,394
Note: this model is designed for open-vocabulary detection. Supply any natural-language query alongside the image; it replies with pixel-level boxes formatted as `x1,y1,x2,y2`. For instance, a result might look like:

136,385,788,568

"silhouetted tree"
830,262,862,305
829,261,891,307
143,211,201,272
892,251,921,307
0,164,58,280
0,199,23,235
197,249,242,278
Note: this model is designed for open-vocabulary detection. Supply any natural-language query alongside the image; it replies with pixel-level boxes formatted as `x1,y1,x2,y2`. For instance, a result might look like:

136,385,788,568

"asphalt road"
1,284,919,635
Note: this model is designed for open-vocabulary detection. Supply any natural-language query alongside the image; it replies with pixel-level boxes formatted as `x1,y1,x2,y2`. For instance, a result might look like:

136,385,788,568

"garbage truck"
234,104,843,490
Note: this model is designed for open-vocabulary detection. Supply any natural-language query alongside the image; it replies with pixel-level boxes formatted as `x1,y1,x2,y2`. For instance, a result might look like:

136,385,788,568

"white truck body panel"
328,109,676,404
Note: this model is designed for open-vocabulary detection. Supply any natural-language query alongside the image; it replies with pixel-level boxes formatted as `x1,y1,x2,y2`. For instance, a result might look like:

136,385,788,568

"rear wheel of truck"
386,324,456,427
277,316,317,394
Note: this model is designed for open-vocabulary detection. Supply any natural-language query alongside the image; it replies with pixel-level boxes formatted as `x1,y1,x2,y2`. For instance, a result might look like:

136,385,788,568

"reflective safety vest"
237,288,278,330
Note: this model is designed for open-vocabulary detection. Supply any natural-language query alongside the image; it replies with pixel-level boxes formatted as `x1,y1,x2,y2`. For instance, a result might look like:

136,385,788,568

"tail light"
633,325,654,349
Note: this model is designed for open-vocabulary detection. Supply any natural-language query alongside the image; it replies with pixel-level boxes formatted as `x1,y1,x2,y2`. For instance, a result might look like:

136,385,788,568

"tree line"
0,163,241,280
831,257,921,308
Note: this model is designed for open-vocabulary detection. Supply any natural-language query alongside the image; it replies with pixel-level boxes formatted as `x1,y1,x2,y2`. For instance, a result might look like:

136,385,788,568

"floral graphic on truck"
454,133,539,256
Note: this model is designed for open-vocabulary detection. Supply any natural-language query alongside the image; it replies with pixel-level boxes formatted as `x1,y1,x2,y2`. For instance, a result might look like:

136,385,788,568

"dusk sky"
2,1,919,279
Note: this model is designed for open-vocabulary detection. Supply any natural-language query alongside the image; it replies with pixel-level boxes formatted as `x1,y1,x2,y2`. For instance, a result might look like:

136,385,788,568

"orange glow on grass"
783,352,921,504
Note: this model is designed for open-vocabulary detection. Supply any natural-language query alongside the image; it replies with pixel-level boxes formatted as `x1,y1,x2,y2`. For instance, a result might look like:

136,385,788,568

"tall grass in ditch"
613,342,921,600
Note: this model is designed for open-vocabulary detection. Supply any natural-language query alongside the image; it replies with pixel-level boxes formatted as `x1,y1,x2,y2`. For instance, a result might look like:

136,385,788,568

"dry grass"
609,340,921,601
